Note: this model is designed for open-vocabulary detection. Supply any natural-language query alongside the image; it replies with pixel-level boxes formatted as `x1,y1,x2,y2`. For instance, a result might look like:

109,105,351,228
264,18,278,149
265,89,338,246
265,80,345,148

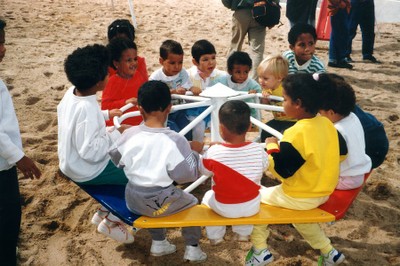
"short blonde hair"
257,55,289,80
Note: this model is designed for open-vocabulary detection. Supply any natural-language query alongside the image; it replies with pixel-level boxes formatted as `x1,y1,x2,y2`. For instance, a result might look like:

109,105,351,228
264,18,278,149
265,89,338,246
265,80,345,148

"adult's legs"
359,0,375,58
228,9,251,57
247,17,266,79
229,9,266,79
0,167,21,266
329,9,350,63
347,1,361,57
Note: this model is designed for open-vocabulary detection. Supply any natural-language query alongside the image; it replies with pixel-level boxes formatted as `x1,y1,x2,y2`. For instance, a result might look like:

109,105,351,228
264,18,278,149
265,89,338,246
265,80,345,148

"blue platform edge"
78,184,140,225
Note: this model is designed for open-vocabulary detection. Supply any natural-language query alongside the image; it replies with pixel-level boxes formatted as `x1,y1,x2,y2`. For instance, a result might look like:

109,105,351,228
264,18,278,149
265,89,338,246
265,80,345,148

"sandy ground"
0,0,399,265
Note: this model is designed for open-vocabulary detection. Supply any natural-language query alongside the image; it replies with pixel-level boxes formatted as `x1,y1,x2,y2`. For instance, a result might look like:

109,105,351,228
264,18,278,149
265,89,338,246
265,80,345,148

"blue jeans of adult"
329,9,350,63
0,166,21,266
347,0,375,58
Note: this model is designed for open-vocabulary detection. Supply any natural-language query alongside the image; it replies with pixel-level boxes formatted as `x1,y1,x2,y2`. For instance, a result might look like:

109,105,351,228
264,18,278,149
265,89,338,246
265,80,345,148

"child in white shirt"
318,73,371,189
186,39,226,141
57,44,133,244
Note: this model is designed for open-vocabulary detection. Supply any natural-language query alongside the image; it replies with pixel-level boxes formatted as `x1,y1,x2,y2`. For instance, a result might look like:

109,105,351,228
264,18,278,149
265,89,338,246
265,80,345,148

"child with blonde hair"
258,55,296,142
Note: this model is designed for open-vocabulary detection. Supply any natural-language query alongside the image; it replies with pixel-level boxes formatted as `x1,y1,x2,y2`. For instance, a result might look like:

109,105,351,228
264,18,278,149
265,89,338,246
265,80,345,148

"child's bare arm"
248,89,258,94
16,156,41,179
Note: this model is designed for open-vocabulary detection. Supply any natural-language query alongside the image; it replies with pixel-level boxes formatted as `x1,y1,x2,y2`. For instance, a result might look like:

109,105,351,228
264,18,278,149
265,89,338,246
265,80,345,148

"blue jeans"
168,110,192,141
329,9,350,63
347,0,375,58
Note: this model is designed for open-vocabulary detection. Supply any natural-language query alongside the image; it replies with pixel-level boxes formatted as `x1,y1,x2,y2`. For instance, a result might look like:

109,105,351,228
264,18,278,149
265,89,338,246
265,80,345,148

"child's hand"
190,86,202,96
125,97,137,105
109,109,123,119
265,137,278,145
260,91,271,104
190,141,204,153
248,90,258,94
175,87,187,95
262,90,271,98
16,156,41,180
116,124,132,133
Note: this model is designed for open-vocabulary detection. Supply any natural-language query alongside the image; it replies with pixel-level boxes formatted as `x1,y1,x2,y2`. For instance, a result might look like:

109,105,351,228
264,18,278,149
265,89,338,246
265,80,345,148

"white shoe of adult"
97,218,134,244
150,239,177,256
184,245,207,263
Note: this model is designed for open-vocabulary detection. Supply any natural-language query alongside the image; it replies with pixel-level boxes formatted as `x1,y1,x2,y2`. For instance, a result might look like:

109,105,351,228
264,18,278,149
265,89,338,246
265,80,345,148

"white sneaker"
91,211,108,226
150,239,177,256
245,247,274,266
97,219,134,244
184,245,207,263
318,248,345,265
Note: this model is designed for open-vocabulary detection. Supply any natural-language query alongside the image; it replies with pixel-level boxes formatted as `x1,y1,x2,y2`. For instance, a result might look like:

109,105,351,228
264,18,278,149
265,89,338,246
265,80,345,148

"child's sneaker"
150,239,177,256
91,210,108,226
245,247,274,266
209,237,224,246
318,248,345,266
183,245,207,263
97,219,134,244
232,232,250,242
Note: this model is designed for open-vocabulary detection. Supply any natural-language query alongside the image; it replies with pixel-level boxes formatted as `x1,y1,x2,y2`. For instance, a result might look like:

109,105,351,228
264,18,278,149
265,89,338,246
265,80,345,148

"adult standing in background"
286,0,319,27
0,18,42,266
345,0,379,63
222,0,268,79
327,0,353,69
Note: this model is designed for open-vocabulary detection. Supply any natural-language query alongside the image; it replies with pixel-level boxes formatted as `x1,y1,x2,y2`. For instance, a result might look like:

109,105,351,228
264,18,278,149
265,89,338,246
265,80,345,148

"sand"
0,0,399,265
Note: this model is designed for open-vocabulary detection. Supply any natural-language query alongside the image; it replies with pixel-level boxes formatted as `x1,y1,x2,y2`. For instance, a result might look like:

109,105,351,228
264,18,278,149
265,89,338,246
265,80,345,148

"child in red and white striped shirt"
199,100,268,245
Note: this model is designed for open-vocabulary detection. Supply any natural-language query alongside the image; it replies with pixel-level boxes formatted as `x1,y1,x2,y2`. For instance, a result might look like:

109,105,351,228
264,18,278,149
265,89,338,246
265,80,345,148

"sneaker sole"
150,249,177,257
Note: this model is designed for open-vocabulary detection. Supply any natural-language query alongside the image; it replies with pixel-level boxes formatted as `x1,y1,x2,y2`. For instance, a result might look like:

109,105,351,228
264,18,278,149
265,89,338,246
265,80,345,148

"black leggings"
0,166,21,266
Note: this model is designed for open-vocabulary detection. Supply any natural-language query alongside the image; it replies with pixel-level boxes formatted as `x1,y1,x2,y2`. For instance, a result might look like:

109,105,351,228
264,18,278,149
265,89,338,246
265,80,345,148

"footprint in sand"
26,96,41,105
365,181,392,200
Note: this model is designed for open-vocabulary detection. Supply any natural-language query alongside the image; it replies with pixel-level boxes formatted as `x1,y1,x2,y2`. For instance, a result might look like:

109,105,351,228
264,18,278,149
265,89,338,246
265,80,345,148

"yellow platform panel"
133,204,335,228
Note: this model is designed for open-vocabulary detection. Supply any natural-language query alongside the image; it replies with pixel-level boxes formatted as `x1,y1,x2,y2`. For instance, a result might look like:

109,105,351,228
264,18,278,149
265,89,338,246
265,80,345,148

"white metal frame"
113,83,284,192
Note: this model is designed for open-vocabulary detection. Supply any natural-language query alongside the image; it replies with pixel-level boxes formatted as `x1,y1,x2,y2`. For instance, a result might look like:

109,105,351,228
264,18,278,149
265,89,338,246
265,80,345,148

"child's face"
194,53,216,77
258,70,282,91
290,33,316,65
0,30,5,63
160,53,184,76
114,48,138,79
282,88,298,119
229,64,250,84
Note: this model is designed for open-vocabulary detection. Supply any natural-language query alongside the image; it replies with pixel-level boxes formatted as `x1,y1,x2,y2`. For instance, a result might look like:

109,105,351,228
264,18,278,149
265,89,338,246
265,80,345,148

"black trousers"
0,166,21,266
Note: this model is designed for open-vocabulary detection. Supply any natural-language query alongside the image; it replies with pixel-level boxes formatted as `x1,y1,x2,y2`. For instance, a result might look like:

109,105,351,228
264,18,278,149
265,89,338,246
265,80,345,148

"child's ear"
219,124,226,138
112,60,119,69
192,58,199,66
165,103,172,114
159,57,164,65
138,105,145,116
294,98,302,108
289,44,294,51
